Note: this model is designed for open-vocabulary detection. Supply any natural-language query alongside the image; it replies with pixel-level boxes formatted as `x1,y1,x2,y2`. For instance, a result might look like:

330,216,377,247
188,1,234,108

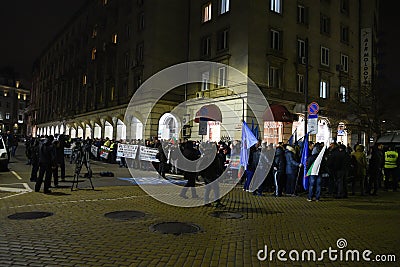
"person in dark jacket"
368,143,384,195
29,138,40,182
35,136,55,194
328,144,351,198
272,145,285,197
201,144,225,207
285,145,301,195
244,142,261,191
180,141,200,199
156,141,168,178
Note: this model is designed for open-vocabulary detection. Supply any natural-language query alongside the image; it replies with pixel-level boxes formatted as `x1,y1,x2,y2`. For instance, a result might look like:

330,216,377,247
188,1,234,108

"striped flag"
306,144,327,177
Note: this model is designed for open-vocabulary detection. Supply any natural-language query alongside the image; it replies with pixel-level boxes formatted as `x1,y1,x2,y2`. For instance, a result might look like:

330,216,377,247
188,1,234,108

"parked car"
0,136,9,171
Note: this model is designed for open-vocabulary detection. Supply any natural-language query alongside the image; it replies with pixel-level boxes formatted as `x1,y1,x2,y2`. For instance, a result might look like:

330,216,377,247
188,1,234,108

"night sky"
0,1,398,125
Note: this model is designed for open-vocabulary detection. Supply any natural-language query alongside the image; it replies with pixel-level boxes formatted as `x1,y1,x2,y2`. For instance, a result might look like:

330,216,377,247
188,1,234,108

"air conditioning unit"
196,91,204,98
301,57,307,64
336,64,344,72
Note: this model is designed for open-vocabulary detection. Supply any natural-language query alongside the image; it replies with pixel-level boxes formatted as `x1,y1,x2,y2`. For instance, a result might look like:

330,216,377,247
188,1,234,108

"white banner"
64,148,72,155
117,143,139,159
139,146,159,162
91,145,98,157
361,28,372,85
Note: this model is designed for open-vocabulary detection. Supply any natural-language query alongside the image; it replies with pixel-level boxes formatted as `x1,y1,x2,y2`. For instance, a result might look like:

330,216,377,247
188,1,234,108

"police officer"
384,146,399,191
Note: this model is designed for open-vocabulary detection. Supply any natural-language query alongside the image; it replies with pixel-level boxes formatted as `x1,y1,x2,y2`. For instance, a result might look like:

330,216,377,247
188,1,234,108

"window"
270,29,281,50
339,86,347,103
268,66,281,88
83,75,87,85
111,86,115,101
138,13,145,30
136,43,144,63
340,25,349,43
217,29,229,51
18,93,21,99
6,102,9,108
320,15,330,35
126,24,131,39
5,113,10,120
270,0,282,14
112,33,118,44
340,0,349,14
217,67,227,87
297,5,306,24
320,79,329,99
201,36,211,57
203,2,212,23
297,39,306,62
297,73,305,93
92,25,98,38
220,0,230,14
134,73,143,89
124,52,130,69
201,71,210,91
321,46,329,66
23,94,27,101
103,0,108,5
91,48,97,60
340,54,349,72
18,114,23,123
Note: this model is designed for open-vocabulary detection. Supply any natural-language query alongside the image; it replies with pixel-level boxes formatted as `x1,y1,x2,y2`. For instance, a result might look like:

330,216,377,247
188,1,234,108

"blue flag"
254,125,259,140
288,129,297,146
300,133,309,190
240,121,258,170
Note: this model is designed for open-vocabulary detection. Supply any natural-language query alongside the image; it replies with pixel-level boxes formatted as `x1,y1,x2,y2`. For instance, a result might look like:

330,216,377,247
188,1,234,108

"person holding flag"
306,143,327,201
240,121,258,191
300,133,309,190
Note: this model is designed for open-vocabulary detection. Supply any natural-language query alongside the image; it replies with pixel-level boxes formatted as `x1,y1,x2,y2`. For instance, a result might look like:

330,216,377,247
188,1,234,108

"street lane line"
11,171,23,180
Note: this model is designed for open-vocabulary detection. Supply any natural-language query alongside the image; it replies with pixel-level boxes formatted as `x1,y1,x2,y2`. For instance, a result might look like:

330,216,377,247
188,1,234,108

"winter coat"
351,145,367,177
273,146,285,173
285,146,300,175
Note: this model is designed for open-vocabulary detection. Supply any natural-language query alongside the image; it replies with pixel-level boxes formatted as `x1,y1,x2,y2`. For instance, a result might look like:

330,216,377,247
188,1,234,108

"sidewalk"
1,181,399,266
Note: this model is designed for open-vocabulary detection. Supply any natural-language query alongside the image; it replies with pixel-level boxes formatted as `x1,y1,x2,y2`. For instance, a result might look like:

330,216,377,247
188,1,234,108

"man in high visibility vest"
384,146,399,191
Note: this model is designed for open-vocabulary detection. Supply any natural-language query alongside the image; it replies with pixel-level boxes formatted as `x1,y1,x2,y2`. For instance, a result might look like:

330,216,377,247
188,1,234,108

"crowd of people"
22,134,399,204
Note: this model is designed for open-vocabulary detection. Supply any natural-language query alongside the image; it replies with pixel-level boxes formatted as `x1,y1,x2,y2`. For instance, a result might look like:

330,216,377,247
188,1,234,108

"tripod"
71,143,94,191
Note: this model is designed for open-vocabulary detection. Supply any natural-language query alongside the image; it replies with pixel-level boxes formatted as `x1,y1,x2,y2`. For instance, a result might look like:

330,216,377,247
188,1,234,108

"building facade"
0,70,30,136
32,0,380,146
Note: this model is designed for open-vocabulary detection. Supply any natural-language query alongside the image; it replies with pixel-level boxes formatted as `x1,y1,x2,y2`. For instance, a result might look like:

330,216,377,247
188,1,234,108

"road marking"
11,171,23,180
0,191,29,200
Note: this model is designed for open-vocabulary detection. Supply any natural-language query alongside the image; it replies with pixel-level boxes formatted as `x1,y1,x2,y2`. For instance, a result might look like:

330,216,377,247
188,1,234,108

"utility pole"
304,38,309,137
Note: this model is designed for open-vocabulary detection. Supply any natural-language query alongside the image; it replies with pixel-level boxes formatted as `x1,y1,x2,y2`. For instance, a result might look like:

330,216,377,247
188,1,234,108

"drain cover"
209,211,243,219
150,222,201,235
104,210,146,220
8,211,53,220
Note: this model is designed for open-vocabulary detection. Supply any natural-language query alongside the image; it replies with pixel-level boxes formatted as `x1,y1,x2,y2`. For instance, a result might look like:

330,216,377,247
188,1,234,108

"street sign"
307,102,320,115
307,114,318,134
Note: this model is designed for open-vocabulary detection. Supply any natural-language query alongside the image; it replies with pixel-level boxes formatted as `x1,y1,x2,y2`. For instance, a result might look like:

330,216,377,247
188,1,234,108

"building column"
112,117,118,140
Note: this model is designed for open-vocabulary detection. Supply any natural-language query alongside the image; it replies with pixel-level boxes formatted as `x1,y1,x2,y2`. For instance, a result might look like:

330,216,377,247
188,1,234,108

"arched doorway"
158,113,179,141
116,119,126,140
104,121,113,139
94,123,101,139
60,125,65,135
85,125,92,139
55,125,59,135
129,117,143,141
77,126,84,138
70,127,77,138
316,118,331,143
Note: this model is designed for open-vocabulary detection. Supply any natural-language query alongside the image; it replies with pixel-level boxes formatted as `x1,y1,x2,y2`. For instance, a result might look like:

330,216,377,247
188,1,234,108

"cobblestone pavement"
1,181,399,267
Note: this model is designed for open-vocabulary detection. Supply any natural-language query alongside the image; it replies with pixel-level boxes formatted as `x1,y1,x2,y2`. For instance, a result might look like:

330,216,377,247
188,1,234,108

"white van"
0,136,9,171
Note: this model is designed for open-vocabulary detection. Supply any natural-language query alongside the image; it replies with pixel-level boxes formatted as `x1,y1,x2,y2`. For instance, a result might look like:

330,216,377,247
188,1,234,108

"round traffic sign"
307,102,319,115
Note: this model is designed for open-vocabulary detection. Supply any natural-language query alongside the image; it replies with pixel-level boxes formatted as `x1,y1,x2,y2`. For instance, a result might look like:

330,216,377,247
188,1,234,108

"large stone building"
32,0,380,146
0,68,30,135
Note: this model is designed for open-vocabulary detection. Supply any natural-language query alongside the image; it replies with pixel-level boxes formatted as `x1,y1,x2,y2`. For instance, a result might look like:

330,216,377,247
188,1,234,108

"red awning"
263,104,295,122
194,104,222,123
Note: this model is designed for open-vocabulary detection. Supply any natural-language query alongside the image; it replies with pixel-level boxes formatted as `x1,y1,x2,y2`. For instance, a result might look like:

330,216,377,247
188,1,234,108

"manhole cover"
150,222,201,235
8,212,53,220
104,210,146,220
209,211,243,219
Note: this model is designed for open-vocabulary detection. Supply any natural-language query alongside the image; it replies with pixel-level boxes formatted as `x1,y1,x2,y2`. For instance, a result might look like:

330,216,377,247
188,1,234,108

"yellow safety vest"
384,151,398,169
